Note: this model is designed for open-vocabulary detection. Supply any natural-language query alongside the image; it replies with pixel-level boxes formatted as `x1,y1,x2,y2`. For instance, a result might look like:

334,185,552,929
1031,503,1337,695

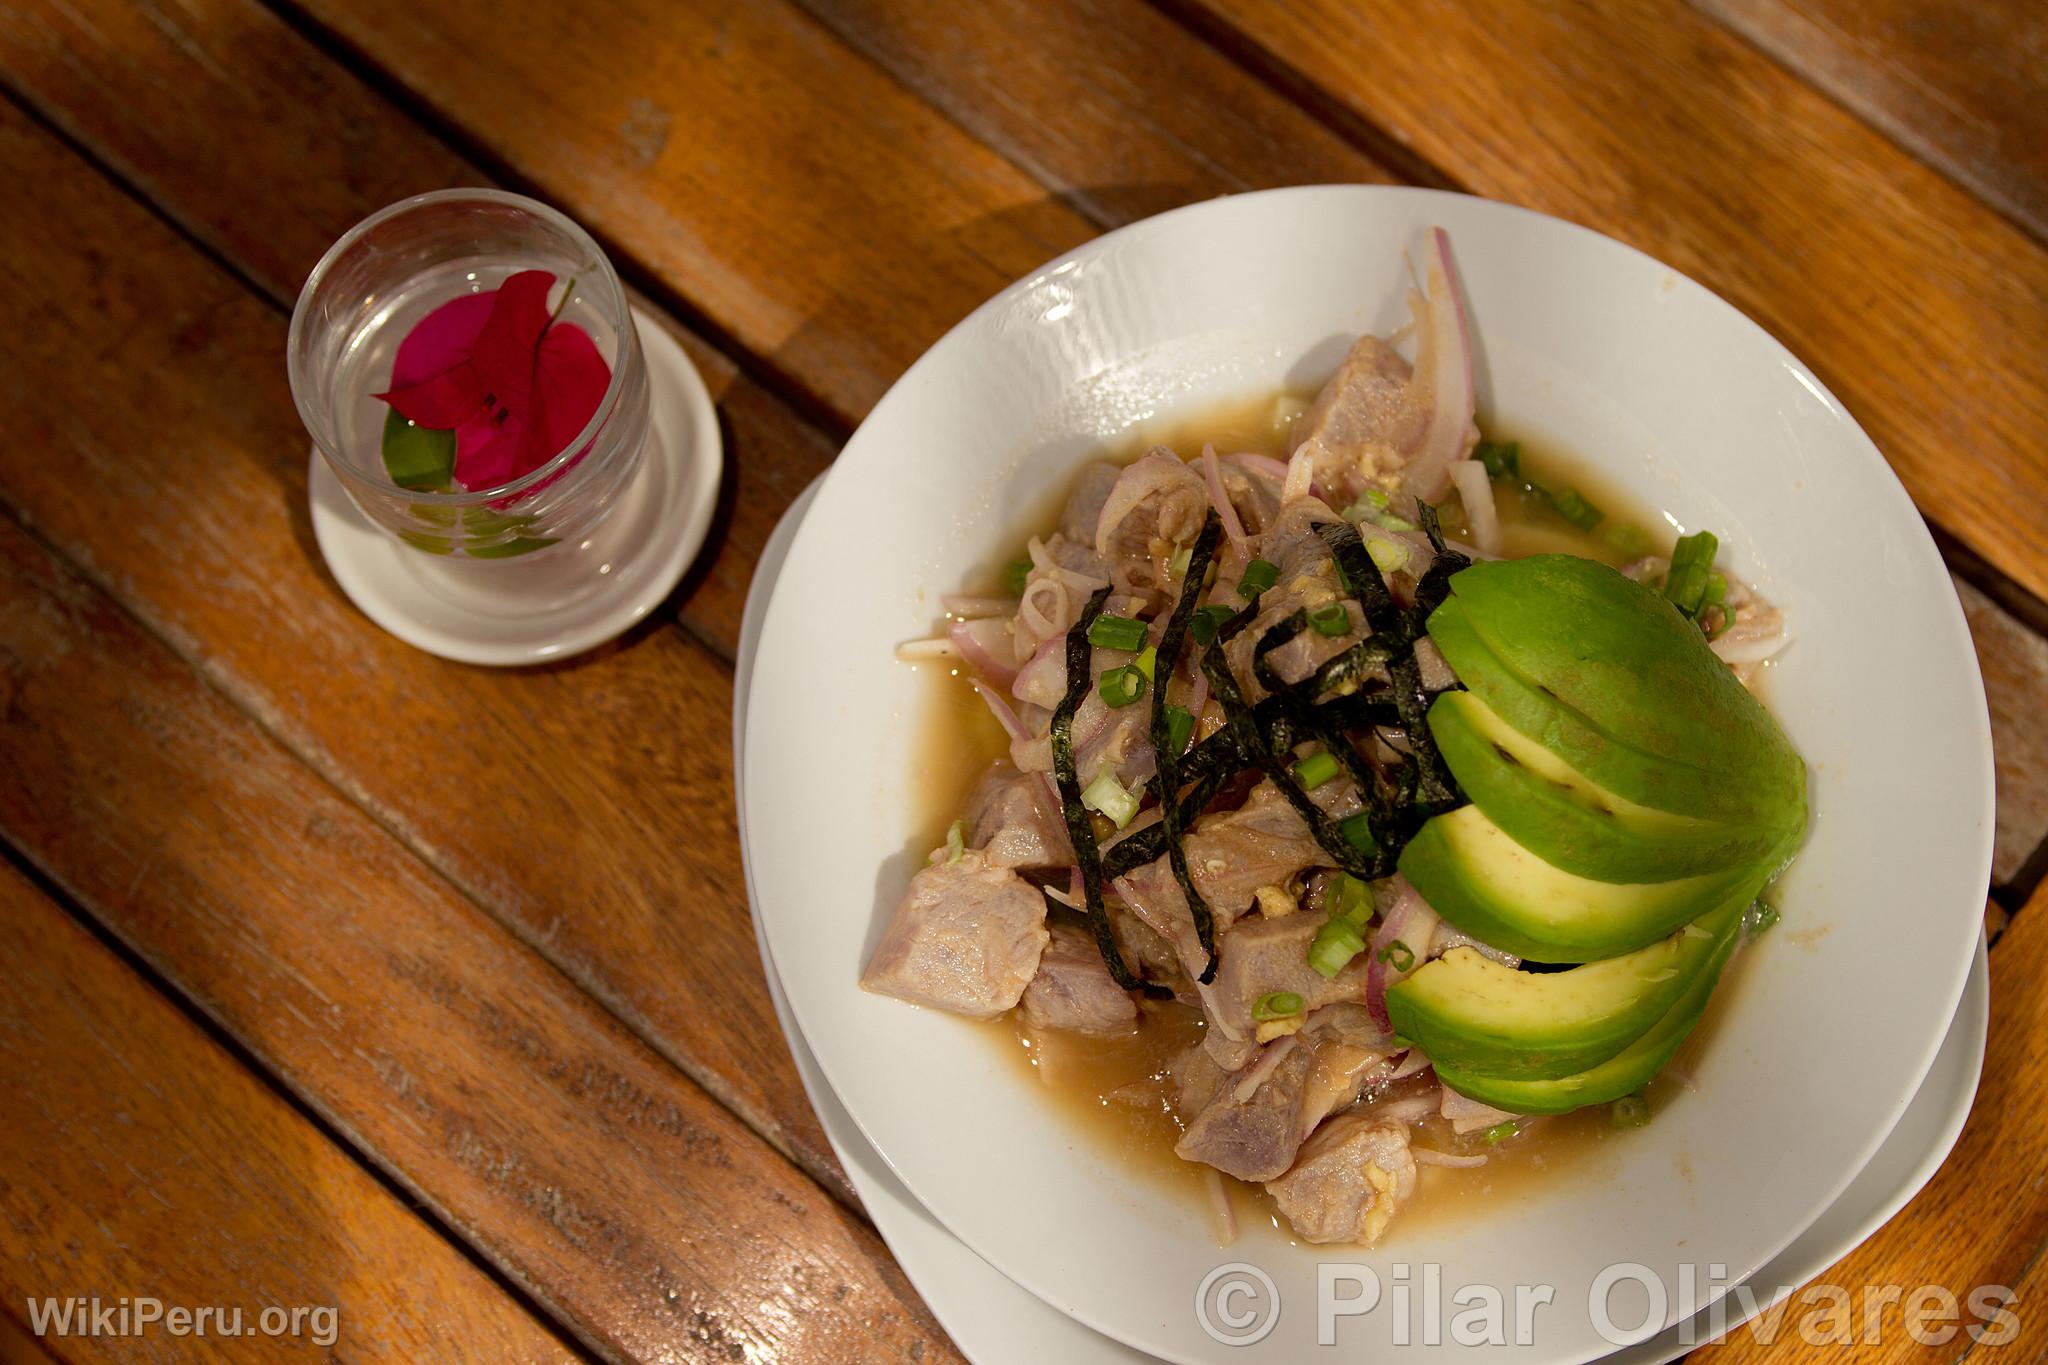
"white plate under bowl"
738,479,1988,1365
743,187,1993,1364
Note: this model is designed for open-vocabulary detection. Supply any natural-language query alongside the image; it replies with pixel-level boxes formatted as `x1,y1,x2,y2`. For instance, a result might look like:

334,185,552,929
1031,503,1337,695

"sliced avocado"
1428,690,1784,881
1432,915,1742,1114
1398,805,1768,962
1386,898,1742,1081
1428,564,1806,839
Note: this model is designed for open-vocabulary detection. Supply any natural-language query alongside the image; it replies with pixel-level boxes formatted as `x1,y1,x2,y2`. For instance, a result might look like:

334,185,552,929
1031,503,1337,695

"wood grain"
1697,0,2048,242
785,0,1396,224
0,17,848,1193
1956,579,2048,887
0,489,955,1362
1179,0,2048,604
286,0,1098,425
0,0,834,664
0,864,582,1363
1695,893,2046,1362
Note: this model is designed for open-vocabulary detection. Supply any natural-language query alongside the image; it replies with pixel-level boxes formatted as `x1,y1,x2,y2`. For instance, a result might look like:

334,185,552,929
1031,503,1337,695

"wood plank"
0,80,846,1193
0,0,835,664
0,864,582,1363
0,491,955,1362
1956,579,2048,889
1697,0,2048,242
1179,0,2048,604
285,0,1097,425
1693,893,2046,1362
783,0,1397,222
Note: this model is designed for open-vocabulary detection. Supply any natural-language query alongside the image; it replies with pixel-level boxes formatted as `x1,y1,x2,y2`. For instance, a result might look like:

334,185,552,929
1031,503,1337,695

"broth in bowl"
872,229,1803,1248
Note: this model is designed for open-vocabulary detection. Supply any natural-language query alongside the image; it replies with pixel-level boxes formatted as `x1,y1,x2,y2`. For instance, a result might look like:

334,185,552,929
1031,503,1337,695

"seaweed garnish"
1199,638,1380,880
1150,512,1225,982
1079,499,1473,986
1050,585,1153,993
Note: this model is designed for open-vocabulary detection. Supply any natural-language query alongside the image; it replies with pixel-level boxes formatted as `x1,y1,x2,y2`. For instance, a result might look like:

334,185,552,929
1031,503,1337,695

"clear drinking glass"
288,190,650,558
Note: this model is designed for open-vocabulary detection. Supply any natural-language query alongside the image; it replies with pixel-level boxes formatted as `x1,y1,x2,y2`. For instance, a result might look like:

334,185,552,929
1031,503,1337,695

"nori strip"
1149,512,1225,982
1317,520,1402,634
1097,762,1236,880
1050,585,1150,991
1083,502,1470,918
1199,637,1379,880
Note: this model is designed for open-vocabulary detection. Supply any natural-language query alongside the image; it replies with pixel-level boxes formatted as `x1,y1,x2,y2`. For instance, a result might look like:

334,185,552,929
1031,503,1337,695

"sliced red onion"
1441,1088,1521,1135
1028,534,1109,590
1413,1148,1488,1169
1011,634,1069,709
1191,969,1249,1043
1201,444,1251,560
1094,450,1206,556
1373,1092,1442,1124
1711,628,1790,665
948,617,1019,688
1221,451,1290,485
942,593,1021,618
1281,446,1317,505
970,679,1031,744
1401,228,1477,503
1449,460,1501,556
1233,1036,1299,1102
1365,876,1441,1032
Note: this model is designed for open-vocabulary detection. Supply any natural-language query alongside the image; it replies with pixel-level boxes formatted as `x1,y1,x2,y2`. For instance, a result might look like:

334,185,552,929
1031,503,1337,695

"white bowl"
743,187,1992,1364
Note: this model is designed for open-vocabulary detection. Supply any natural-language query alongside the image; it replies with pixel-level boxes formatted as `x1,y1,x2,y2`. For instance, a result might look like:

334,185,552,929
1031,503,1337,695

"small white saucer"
736,478,1989,1365
309,308,722,666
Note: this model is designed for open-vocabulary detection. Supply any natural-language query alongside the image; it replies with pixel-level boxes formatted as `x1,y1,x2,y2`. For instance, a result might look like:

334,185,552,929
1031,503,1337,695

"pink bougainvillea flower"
376,270,612,493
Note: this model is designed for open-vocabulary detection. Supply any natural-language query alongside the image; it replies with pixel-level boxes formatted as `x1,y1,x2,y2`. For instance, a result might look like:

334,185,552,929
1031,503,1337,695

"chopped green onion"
1664,530,1719,618
1251,990,1304,1022
1162,704,1195,757
1337,811,1377,855
1745,901,1781,940
1087,613,1148,652
1237,559,1279,597
1610,1094,1651,1129
1323,871,1370,927
1602,523,1655,558
1366,537,1409,574
1081,769,1140,828
1292,750,1340,790
1377,939,1415,972
1097,665,1147,708
1306,602,1350,637
1702,572,1728,609
1132,645,1158,681
1003,559,1032,595
1475,440,1521,481
1188,604,1234,645
1308,917,1367,979
1340,487,1395,523
1482,1121,1519,1145
943,818,967,864
1376,512,1419,533
1550,488,1604,531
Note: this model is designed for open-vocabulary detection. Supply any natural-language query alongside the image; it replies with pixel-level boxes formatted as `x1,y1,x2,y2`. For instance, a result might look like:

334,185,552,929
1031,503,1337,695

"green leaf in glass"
381,408,456,491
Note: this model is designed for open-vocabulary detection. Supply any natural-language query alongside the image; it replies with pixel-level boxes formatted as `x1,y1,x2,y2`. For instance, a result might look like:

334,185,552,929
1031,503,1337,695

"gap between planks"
0,834,606,1365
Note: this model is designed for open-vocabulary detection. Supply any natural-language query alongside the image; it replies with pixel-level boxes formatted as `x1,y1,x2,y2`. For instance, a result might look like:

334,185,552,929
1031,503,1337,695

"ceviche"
865,229,1807,1246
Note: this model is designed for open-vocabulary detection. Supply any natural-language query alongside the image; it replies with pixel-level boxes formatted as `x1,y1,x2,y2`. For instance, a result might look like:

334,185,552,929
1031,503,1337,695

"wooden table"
0,1,2041,1360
